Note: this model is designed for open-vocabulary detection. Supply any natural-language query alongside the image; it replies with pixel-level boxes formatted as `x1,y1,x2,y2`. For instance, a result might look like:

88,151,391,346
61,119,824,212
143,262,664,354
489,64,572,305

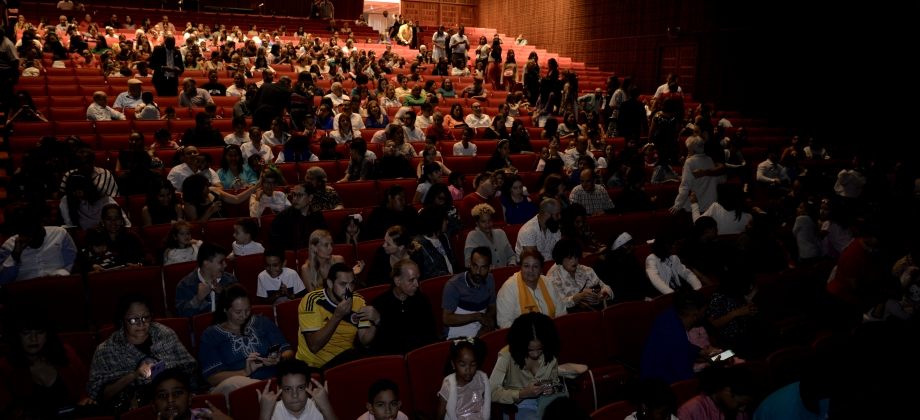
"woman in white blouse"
689,185,752,235
545,238,613,312
329,113,363,144
249,170,290,217
645,234,702,296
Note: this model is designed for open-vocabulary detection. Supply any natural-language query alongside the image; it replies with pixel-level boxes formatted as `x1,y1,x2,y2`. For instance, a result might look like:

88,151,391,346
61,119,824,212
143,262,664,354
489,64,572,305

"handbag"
504,70,514,77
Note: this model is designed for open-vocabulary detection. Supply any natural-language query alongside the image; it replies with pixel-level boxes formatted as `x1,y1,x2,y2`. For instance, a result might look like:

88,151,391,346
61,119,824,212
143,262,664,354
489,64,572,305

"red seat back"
406,341,453,419
86,267,165,327
231,253,265,296
555,312,608,368
356,239,384,284
332,181,379,209
163,261,201,316
602,301,653,367
591,401,636,420
671,378,701,407
3,275,87,332
275,299,302,355
767,346,814,389
479,327,509,375
59,332,97,368
121,394,227,420
203,217,252,251
229,379,275,419
325,356,414,420
419,275,452,335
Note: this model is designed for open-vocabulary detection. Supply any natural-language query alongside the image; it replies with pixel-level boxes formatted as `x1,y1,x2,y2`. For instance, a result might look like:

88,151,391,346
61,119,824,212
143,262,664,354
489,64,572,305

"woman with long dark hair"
649,97,684,166
216,144,259,190
142,179,184,226
489,312,562,418
646,233,702,297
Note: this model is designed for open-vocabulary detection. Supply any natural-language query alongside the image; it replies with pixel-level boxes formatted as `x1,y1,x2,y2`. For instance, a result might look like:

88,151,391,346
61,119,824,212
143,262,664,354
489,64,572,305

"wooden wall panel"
401,0,477,29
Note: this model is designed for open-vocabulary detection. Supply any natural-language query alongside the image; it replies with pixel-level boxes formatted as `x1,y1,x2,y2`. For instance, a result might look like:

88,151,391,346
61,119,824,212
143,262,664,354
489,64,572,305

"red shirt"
459,192,504,229
828,239,879,309
424,124,454,141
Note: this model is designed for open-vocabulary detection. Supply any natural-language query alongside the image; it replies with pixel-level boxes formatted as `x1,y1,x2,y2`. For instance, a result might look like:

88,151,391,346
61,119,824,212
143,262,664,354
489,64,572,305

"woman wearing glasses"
86,293,198,414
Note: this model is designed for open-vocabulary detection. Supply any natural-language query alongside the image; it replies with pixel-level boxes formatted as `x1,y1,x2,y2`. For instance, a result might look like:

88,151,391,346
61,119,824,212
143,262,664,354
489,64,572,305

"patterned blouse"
309,186,344,212
87,323,199,400
545,264,613,308
198,314,292,381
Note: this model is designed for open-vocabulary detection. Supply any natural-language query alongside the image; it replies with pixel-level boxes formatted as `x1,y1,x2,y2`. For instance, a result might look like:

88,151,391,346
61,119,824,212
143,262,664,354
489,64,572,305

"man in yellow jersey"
297,263,380,369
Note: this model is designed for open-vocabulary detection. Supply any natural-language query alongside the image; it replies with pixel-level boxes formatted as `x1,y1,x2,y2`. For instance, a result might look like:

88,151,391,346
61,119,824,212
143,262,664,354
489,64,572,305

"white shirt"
690,202,751,235
250,191,291,217
262,131,290,146
0,227,77,282
329,130,363,144
163,241,202,266
645,254,701,295
492,115,514,128
653,83,682,98
275,152,319,163
496,273,567,328
257,267,304,298
674,154,718,213
404,126,426,143
464,113,491,128
135,102,161,120
231,241,265,258
241,142,274,162
514,216,561,261
453,142,478,156
60,196,130,230
226,84,246,97
451,67,471,77
756,160,789,184
416,114,433,130
324,92,346,107
834,169,866,198
224,133,250,145
563,148,597,170
545,264,613,308
271,399,323,420
167,163,220,192
86,103,126,121
450,34,470,54
332,113,366,130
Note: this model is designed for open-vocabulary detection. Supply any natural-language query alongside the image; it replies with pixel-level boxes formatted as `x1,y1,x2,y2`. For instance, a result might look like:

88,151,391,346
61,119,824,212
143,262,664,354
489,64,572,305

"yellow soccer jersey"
296,289,370,367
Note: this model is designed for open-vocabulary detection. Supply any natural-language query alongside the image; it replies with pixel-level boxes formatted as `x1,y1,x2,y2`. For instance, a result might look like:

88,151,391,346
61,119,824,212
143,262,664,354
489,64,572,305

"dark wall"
479,0,912,140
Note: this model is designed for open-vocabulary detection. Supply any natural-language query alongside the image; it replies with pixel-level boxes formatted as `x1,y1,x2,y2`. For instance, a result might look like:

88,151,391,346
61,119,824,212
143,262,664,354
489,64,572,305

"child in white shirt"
229,218,265,259
359,379,409,420
256,248,304,305
162,221,202,265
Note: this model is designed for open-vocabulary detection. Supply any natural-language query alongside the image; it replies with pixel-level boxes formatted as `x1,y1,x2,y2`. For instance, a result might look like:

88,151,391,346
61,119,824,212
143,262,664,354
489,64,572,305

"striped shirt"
297,289,370,368
59,167,119,196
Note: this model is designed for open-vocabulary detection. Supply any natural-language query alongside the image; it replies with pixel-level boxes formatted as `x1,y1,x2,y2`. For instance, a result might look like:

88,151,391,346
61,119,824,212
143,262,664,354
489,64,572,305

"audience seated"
259,359,339,420
371,259,439,355
641,289,718,384
87,293,199,408
626,377,680,420
86,91,126,121
489,312,561,417
545,238,613,312
646,233,703,297
269,183,329,250
199,284,294,397
414,205,459,280
496,248,567,328
297,262,380,370
60,147,119,197
465,204,518,267
367,185,418,240
514,198,562,261
460,172,504,228
175,242,239,319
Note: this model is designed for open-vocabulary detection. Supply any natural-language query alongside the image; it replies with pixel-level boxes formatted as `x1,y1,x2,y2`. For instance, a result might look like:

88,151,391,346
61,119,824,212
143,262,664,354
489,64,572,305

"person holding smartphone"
199,284,294,399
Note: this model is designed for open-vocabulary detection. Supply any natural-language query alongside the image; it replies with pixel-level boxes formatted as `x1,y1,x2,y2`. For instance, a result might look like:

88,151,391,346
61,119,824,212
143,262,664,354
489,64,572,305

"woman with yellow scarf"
496,248,567,328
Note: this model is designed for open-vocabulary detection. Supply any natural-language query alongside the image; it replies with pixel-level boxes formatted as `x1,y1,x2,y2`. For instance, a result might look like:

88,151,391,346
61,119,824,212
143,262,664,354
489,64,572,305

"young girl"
642,143,659,167
436,337,490,420
473,61,484,78
142,179,184,226
448,171,466,200
153,128,179,149
242,126,275,162
333,213,363,245
415,162,443,203
162,220,202,265
229,217,265,258
160,106,180,120
416,144,451,177
78,228,118,273
224,116,250,145
262,117,290,146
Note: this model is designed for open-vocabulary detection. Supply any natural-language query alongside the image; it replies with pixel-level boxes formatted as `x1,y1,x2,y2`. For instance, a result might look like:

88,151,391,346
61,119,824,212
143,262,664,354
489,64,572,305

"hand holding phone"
711,349,735,362
149,361,167,379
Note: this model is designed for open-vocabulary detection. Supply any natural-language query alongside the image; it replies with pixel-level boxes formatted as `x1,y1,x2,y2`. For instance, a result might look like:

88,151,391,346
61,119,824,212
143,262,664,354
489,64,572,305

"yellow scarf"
516,272,556,318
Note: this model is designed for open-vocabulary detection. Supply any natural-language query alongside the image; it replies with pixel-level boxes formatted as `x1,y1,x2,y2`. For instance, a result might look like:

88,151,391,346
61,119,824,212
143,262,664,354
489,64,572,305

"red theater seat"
333,181,378,208
419,275,451,334
479,328,509,375
87,267,165,327
275,299,301,354
602,301,653,368
3,276,87,332
229,379,275,419
325,357,414,420
591,401,636,420
121,395,227,420
406,341,453,419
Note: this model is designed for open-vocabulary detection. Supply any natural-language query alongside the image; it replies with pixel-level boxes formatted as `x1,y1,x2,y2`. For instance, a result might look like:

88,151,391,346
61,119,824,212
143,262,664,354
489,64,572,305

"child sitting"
258,359,338,420
448,171,465,200
257,247,304,305
153,128,179,149
250,170,291,217
361,379,409,420
436,337,490,420
78,228,118,273
230,217,265,258
641,143,659,167
162,220,202,265
161,106,180,120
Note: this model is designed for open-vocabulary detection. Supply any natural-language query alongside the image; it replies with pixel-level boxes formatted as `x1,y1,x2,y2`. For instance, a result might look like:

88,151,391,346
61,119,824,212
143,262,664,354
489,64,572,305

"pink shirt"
677,394,750,420
449,185,465,200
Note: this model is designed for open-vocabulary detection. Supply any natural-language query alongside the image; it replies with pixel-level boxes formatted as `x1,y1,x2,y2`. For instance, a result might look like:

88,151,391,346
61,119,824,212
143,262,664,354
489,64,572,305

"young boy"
78,228,117,273
258,359,339,420
229,217,265,259
360,379,408,420
257,247,304,305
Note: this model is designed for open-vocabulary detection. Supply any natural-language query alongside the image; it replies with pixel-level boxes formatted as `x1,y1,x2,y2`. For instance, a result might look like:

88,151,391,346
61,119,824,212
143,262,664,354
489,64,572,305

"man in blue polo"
442,246,497,339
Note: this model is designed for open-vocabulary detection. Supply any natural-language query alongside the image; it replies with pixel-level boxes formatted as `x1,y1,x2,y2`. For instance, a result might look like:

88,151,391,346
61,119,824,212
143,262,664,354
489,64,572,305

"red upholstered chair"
501,224,523,249
443,156,477,174
555,312,608,368
356,240,384,285
59,332,98,368
203,217,254,251
155,317,194,353
355,284,390,306
376,178,419,199
333,181,378,209
51,96,87,107
323,208,361,239
602,301,654,369
490,265,519,293
591,401,635,420
50,107,90,121
87,267,165,327
229,379,275,419
169,119,196,136
275,299,302,354
406,341,453,419
813,333,855,357
230,253,265,297
479,328,509,375
95,120,133,135
325,357,414,420
121,394,227,420
55,121,96,138
651,293,675,315
767,346,814,389
3,275,87,332
132,120,169,137
299,161,339,181
419,275,452,335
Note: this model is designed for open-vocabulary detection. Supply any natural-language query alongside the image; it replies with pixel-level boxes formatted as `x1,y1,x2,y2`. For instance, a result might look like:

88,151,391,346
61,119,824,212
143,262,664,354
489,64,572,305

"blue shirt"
366,113,389,128
499,195,537,225
175,268,238,319
216,164,259,189
198,314,292,381
753,382,829,420
640,307,699,384
442,272,496,339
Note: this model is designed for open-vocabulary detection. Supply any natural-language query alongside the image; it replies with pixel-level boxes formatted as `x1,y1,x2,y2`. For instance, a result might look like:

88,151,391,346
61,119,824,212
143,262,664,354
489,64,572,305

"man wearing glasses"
269,183,330,250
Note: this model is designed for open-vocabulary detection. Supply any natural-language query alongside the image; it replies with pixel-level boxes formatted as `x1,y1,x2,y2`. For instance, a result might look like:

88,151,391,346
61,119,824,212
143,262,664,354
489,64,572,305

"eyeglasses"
125,315,152,325
289,192,308,199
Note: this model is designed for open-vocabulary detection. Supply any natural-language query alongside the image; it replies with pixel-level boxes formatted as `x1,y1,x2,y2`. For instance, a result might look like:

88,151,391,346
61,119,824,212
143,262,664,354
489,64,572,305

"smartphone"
538,379,552,387
590,284,602,293
190,408,212,420
149,361,167,379
343,287,353,300
551,384,565,393
711,349,735,361
265,343,282,358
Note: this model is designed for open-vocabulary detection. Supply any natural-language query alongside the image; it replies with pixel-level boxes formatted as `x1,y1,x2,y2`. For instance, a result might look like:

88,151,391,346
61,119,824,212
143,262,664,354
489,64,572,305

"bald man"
570,169,615,216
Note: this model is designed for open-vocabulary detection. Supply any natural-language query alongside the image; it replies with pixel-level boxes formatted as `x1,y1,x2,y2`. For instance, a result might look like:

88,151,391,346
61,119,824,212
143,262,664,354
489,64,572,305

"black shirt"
182,127,225,148
200,82,227,97
371,289,439,355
